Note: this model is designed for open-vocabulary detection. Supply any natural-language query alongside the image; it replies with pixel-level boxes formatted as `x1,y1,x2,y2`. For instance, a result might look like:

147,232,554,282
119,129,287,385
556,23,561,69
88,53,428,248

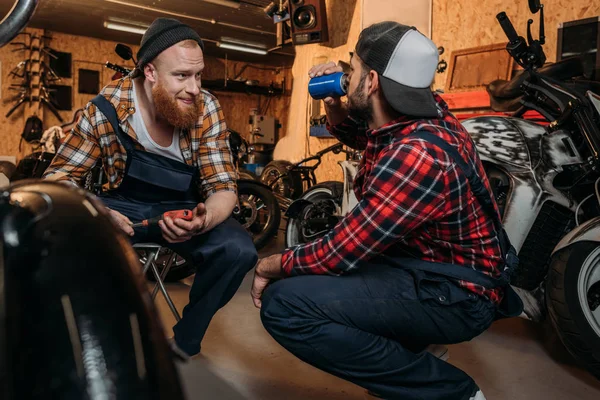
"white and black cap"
355,21,439,118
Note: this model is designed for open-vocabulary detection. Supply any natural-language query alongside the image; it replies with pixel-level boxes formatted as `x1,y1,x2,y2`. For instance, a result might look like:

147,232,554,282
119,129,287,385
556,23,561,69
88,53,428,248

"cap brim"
379,75,439,118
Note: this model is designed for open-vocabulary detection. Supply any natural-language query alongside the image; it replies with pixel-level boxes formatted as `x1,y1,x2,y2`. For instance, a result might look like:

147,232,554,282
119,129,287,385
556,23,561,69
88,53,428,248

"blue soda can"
308,72,348,99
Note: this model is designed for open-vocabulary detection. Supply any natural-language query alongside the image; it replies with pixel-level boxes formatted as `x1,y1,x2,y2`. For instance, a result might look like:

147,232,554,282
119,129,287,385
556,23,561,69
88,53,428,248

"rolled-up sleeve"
42,106,101,186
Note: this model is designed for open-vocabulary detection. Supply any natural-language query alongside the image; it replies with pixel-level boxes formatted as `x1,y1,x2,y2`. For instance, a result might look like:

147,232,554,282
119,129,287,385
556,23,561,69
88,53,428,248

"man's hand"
159,203,213,243
107,208,134,237
251,254,284,308
308,61,344,107
308,61,348,125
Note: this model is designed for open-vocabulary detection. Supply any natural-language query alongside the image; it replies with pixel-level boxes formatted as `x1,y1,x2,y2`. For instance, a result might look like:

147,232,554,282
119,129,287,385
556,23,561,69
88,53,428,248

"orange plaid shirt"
43,76,237,199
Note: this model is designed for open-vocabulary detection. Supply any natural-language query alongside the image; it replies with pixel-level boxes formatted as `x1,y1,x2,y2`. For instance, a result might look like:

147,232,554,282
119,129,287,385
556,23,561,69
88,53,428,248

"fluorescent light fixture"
104,21,147,35
217,42,268,55
220,36,267,49
202,0,241,8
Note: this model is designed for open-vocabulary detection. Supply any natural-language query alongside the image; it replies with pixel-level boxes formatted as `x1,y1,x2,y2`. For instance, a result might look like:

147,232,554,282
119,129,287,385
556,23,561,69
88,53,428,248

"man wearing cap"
44,18,257,357
251,22,519,400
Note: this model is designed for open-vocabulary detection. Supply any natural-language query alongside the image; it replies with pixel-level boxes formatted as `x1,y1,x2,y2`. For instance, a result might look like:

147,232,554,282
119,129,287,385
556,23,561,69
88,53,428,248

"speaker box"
289,0,328,45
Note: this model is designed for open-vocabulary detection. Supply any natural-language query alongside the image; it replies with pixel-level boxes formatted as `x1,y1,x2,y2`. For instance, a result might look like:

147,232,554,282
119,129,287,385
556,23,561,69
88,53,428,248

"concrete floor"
153,233,600,400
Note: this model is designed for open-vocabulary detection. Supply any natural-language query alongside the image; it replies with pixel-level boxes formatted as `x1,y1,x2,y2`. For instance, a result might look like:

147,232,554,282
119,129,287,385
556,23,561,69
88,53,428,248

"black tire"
546,242,600,380
285,181,343,248
139,248,196,282
235,181,281,250
260,160,304,200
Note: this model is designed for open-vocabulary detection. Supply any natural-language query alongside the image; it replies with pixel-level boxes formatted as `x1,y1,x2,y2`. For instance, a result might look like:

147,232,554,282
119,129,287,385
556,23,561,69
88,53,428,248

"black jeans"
260,263,496,400
101,195,258,356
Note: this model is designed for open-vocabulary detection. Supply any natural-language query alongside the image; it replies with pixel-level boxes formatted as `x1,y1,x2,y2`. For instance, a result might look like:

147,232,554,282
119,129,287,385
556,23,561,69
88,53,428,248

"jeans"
101,195,258,355
260,262,496,400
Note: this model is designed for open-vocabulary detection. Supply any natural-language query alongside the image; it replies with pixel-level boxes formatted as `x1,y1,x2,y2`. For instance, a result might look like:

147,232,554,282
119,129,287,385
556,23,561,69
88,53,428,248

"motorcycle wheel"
547,242,600,380
138,248,196,282
260,160,304,199
235,180,281,250
285,181,343,248
238,168,259,181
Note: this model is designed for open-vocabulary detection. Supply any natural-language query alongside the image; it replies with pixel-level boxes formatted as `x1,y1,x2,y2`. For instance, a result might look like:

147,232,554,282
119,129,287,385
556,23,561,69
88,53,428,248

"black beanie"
137,18,205,68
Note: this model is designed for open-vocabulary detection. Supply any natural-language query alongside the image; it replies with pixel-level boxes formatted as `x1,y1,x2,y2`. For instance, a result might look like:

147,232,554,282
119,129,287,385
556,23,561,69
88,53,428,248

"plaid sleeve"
198,93,237,199
326,114,368,150
282,141,448,276
42,105,101,186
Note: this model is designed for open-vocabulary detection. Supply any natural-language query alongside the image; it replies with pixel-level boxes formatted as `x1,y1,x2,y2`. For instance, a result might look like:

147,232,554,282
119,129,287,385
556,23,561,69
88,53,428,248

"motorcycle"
284,0,600,380
260,141,360,213
281,145,361,247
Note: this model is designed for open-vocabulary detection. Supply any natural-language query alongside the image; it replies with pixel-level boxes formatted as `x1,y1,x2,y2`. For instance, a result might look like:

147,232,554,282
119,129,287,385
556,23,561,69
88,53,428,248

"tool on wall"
436,46,448,74
5,31,64,131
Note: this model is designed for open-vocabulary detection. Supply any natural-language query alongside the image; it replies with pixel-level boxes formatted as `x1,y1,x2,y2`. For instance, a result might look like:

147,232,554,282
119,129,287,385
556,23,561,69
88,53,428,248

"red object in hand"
132,209,193,228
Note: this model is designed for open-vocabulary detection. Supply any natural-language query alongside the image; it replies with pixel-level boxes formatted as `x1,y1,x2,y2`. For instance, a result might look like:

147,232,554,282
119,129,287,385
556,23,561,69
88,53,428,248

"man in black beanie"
44,18,257,357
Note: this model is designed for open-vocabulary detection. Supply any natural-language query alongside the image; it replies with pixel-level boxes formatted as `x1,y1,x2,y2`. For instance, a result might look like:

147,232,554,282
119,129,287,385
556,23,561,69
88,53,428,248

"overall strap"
90,95,135,153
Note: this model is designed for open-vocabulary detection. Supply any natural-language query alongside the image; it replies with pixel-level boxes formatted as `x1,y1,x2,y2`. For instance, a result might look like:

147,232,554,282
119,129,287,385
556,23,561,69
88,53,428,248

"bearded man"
43,18,257,357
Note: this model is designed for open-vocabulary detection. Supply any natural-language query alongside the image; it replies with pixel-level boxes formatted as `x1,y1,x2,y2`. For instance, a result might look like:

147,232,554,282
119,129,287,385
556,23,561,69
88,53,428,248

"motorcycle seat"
487,57,585,101
489,96,523,113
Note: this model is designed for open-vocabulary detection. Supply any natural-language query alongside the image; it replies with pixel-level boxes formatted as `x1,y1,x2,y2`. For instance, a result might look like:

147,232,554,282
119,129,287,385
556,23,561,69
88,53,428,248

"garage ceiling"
0,0,295,66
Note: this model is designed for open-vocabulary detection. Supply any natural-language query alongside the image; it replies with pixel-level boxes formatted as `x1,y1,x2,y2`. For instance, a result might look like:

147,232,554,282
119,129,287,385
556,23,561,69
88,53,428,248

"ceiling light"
220,36,267,49
217,42,268,55
104,21,147,35
202,0,241,8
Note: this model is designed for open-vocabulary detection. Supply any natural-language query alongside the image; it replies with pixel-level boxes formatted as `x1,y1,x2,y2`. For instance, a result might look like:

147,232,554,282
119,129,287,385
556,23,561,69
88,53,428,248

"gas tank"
462,116,547,169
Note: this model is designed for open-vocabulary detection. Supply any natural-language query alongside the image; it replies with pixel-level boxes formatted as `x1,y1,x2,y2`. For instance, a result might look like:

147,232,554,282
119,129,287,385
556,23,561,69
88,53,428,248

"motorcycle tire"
546,242,600,380
235,180,281,250
260,160,304,200
238,168,259,181
285,181,343,248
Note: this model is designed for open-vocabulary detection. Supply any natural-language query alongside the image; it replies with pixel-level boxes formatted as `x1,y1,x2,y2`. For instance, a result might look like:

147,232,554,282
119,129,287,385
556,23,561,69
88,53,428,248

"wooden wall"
0,29,291,162
273,0,361,183
432,0,600,90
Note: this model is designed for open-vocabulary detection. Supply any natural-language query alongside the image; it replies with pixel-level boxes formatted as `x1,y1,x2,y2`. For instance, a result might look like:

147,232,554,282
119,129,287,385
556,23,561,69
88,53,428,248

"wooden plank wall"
432,0,600,90
0,29,291,162
273,0,361,183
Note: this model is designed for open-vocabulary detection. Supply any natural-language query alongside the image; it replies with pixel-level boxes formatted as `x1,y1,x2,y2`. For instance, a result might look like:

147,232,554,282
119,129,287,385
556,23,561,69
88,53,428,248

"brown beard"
347,74,373,123
152,83,201,129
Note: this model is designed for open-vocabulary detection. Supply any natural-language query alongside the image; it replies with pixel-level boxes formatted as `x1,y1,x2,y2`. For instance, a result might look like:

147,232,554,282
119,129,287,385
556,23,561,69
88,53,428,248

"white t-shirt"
128,82,185,163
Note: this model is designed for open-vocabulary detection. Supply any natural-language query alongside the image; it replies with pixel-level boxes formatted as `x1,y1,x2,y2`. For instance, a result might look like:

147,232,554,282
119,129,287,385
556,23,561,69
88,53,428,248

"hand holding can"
308,72,348,100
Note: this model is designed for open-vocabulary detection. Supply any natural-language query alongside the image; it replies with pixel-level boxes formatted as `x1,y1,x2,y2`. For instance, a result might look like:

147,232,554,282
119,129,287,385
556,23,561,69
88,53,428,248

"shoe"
470,390,486,400
167,337,191,362
425,344,449,361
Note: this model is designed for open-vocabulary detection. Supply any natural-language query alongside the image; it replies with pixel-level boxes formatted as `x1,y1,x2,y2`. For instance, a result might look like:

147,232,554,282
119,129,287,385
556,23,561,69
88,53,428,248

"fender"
285,198,311,219
0,0,39,47
552,216,600,255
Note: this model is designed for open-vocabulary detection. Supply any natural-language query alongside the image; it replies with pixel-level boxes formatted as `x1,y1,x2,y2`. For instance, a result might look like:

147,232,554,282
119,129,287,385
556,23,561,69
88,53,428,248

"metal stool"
133,243,181,322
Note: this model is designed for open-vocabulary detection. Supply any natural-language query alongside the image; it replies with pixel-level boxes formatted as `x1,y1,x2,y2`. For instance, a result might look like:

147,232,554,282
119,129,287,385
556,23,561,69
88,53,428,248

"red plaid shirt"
281,95,504,304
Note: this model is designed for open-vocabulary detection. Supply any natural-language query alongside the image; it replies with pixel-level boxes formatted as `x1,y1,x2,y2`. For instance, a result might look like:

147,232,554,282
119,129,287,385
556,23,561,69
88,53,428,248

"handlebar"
497,12,519,43
105,62,131,75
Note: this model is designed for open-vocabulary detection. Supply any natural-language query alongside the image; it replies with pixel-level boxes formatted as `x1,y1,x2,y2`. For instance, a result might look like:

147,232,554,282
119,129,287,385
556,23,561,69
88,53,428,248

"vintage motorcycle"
285,0,600,379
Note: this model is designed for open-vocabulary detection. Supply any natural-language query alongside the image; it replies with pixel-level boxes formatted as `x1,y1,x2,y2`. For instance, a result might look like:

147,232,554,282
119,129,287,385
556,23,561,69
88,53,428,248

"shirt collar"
366,93,450,137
